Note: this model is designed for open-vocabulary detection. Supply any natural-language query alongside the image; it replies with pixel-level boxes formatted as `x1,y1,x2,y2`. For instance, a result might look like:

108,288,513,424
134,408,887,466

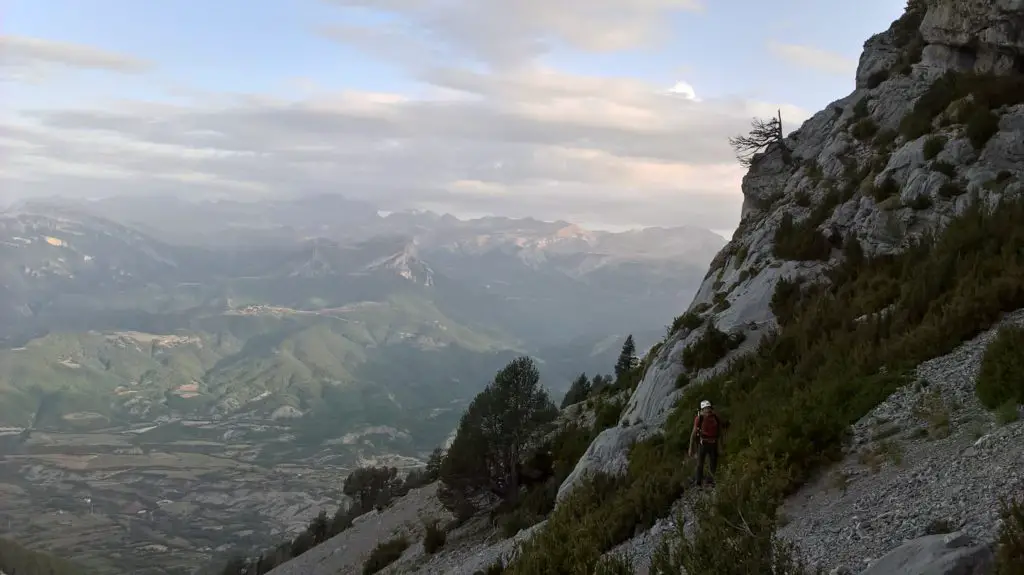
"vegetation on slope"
504,169,1024,571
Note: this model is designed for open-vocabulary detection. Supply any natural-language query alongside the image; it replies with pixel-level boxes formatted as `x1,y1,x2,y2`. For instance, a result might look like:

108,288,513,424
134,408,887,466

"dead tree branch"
729,109,785,167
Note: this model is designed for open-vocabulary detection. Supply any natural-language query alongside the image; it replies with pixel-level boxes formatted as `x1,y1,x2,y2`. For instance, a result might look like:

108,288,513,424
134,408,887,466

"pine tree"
440,356,558,499
561,372,591,408
615,335,638,380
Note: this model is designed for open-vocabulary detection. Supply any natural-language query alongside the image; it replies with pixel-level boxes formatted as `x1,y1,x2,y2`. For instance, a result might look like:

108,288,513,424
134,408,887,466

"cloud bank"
0,2,813,231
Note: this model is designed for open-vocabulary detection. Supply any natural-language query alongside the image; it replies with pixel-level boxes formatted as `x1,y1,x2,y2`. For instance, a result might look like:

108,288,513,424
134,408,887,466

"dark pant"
695,440,718,485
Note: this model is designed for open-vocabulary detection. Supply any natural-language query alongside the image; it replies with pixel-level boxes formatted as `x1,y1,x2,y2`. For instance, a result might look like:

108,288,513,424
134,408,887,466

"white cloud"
0,35,152,75
767,41,857,76
1,2,816,232
322,0,704,68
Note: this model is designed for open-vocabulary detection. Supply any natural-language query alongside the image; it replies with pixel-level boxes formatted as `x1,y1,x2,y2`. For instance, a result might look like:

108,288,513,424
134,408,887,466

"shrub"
362,536,409,575
994,497,1024,574
423,521,446,554
976,326,1024,409
922,135,946,160
670,311,704,334
965,108,1000,150
773,212,833,261
794,190,812,207
995,401,1020,425
593,397,626,432
938,180,965,198
900,71,1024,141
870,175,900,202
682,325,745,371
932,160,957,177
851,118,880,141
906,194,933,210
650,470,815,575
866,69,889,89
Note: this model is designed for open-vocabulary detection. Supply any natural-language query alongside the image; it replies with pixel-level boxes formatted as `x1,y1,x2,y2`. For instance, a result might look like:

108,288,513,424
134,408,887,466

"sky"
0,0,906,234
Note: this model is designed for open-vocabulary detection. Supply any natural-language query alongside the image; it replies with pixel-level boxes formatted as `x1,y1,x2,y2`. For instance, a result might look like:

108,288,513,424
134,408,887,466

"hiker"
688,399,724,487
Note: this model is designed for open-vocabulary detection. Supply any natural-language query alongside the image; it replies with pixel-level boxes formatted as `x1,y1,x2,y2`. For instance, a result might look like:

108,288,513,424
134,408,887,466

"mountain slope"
273,2,1024,574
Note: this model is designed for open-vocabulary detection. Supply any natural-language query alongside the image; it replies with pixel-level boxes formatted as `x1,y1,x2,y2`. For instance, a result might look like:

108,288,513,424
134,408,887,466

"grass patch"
858,439,903,472
912,389,951,439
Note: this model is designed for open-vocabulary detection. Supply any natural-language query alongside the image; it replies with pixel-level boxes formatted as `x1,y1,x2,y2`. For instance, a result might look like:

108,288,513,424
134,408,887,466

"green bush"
965,108,1000,150
906,194,933,210
922,135,946,160
423,521,446,554
976,326,1024,409
938,181,965,198
851,118,879,141
593,397,627,432
900,71,1024,141
995,497,1024,574
362,536,410,575
866,69,889,89
773,212,833,261
670,311,704,334
932,160,957,177
682,325,745,371
871,175,900,202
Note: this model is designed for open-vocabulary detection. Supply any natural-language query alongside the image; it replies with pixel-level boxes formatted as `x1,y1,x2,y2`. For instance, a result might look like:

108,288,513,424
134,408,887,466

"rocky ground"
777,309,1024,573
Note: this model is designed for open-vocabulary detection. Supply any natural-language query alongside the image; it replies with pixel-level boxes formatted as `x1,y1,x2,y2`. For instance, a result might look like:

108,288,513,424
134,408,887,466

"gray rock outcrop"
856,532,993,575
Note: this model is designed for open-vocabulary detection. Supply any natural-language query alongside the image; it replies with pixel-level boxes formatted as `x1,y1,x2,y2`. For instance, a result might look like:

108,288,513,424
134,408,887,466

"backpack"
696,411,724,442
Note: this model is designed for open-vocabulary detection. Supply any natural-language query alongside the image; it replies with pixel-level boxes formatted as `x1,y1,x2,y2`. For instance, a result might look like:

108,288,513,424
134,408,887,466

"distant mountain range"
0,194,724,463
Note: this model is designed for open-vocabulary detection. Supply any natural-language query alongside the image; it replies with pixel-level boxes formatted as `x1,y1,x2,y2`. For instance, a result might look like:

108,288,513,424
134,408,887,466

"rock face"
555,0,1024,503
855,532,993,575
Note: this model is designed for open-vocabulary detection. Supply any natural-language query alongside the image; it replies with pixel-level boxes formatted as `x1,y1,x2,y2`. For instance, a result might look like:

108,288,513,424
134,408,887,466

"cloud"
2,4,812,232
0,35,152,76
3,61,809,230
766,41,857,76
322,0,704,68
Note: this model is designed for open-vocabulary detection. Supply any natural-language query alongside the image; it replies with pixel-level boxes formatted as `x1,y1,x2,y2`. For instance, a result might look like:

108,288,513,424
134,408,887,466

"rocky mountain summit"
254,1,1024,574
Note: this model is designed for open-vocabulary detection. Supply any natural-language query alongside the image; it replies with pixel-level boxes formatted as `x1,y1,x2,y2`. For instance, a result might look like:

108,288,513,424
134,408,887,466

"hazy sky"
1,0,905,233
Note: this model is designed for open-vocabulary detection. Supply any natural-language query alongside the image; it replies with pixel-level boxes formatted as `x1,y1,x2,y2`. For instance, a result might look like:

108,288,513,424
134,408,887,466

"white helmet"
700,400,712,410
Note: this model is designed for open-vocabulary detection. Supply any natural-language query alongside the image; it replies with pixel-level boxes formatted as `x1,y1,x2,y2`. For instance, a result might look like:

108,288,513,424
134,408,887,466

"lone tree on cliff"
729,109,785,167
440,356,557,500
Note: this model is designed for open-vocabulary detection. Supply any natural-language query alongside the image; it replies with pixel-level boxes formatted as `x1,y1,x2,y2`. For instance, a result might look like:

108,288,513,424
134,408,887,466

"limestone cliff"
556,0,1024,502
